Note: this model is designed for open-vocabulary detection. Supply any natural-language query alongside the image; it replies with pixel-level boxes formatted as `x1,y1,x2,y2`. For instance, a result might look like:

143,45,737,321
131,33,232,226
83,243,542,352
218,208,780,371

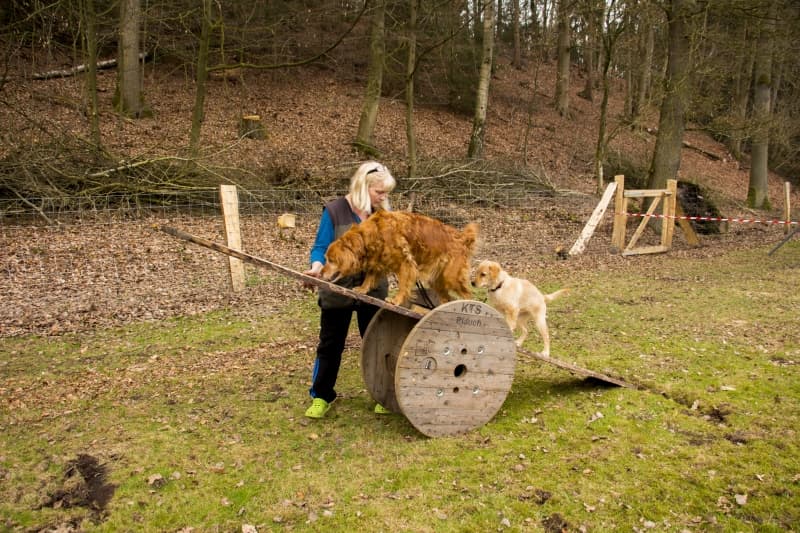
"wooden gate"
611,175,678,256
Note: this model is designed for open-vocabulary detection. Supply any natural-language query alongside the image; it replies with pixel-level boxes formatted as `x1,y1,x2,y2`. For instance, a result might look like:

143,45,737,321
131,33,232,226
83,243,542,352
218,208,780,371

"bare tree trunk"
729,22,755,160
115,0,149,118
632,7,655,123
355,0,386,155
496,0,503,37
512,0,522,68
579,0,598,102
541,0,551,60
623,34,633,119
770,59,782,115
81,0,101,146
554,0,571,117
647,0,691,194
472,0,482,41
468,0,495,159
748,0,777,209
594,0,625,194
188,0,212,157
405,0,418,179
595,57,610,193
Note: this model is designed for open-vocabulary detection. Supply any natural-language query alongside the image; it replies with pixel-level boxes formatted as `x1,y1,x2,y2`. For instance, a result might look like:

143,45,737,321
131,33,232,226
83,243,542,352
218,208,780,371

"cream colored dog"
472,260,568,355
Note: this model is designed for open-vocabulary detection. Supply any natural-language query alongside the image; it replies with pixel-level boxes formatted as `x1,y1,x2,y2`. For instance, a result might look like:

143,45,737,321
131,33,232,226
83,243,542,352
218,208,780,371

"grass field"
2,241,799,532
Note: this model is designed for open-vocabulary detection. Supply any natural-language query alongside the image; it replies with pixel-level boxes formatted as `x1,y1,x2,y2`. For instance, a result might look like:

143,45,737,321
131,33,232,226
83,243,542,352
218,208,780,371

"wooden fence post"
220,184,245,292
785,182,792,235
663,179,677,248
611,175,627,252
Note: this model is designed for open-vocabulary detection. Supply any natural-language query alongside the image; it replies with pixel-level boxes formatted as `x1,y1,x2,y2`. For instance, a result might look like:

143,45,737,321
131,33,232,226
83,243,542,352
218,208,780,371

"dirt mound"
39,454,116,524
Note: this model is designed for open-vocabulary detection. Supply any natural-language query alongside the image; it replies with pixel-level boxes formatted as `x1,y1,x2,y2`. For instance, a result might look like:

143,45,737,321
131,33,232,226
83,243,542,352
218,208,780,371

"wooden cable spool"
362,300,516,437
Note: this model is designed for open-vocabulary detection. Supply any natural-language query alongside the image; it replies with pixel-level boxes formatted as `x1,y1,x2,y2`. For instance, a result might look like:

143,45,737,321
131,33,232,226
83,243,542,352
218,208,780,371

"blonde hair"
349,161,396,212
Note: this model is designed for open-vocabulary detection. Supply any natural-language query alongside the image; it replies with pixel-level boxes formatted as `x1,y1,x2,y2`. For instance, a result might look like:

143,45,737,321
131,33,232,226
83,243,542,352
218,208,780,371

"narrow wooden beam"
784,181,792,235
611,175,627,252
157,225,424,320
516,347,639,389
663,179,678,248
621,244,669,256
623,189,674,198
674,202,700,246
569,181,617,256
219,185,245,292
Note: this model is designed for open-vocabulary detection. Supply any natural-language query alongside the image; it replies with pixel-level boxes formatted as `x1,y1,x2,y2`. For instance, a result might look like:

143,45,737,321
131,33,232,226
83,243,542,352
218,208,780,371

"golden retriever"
472,260,568,355
321,210,479,306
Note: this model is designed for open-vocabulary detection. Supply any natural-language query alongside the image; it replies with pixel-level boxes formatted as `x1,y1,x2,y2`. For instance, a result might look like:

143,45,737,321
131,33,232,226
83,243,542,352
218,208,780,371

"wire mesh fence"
0,186,566,223
3,187,783,338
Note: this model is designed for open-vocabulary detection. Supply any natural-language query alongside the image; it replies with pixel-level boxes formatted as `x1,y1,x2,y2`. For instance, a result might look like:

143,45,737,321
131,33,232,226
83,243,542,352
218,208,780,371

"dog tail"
460,222,480,253
544,288,570,303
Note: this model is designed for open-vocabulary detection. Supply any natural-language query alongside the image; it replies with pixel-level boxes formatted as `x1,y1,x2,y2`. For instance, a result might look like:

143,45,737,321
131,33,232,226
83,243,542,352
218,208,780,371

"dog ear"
328,236,357,275
346,226,368,256
357,219,384,256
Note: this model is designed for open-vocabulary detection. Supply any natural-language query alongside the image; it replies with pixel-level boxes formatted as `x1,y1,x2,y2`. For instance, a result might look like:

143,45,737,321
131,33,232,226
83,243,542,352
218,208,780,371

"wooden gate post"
662,179,678,248
785,182,792,235
611,175,627,252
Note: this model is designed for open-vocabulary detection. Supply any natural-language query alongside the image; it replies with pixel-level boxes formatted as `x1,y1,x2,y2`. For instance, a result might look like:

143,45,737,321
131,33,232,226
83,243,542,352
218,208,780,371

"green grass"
1,242,799,532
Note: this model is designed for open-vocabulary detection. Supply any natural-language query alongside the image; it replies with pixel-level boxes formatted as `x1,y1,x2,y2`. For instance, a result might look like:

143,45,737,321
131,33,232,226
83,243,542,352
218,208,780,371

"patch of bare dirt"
38,454,116,520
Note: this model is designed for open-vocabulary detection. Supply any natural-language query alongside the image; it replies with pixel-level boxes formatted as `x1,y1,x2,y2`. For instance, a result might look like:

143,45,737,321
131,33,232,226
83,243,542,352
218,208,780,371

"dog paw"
386,295,406,306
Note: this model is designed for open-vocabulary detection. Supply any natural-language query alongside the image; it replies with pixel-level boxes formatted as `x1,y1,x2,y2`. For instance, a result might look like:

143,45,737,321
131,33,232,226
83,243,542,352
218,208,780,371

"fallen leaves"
146,473,165,488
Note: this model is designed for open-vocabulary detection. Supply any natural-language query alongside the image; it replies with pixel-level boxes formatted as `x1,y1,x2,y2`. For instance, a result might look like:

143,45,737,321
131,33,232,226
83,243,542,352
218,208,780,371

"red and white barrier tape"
625,212,798,226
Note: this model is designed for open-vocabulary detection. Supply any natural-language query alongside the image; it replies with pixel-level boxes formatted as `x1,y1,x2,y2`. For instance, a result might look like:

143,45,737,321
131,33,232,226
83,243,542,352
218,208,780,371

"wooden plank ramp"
516,347,638,389
157,224,423,320
158,225,638,389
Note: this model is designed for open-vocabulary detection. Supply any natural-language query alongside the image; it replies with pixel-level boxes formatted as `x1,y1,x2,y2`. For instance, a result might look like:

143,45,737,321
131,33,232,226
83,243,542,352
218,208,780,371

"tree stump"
238,115,265,140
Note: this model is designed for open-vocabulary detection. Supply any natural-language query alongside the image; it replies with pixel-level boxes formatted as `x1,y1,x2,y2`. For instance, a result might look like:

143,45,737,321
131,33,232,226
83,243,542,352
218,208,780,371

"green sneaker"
373,403,392,415
305,398,331,419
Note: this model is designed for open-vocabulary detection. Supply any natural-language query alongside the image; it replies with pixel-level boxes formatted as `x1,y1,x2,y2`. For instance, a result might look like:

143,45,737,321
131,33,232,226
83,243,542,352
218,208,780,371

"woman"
302,161,397,418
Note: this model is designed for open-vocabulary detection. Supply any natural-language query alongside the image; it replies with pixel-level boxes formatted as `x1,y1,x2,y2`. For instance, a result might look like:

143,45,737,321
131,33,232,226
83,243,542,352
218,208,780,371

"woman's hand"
302,261,324,289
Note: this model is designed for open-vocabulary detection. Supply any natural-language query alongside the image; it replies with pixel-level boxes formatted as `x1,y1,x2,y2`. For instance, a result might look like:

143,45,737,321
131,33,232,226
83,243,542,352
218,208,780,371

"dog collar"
490,281,503,292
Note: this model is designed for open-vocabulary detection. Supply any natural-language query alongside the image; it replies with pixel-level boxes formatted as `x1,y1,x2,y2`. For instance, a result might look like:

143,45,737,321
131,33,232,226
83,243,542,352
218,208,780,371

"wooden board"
158,225,424,320
361,308,419,413
569,180,617,256
394,300,516,437
515,347,637,389
621,244,669,257
219,185,245,292
674,202,700,246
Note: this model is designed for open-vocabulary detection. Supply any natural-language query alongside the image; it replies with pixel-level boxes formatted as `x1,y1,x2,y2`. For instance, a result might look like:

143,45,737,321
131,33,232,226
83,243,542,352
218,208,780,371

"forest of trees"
1,0,798,209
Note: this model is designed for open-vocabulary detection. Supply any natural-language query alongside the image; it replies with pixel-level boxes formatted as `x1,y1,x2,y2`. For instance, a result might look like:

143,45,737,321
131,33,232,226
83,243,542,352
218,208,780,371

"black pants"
309,302,380,403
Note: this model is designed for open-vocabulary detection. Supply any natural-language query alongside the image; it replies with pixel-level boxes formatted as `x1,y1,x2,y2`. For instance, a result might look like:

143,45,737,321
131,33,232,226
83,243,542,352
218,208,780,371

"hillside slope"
1,54,795,215
2,56,798,337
